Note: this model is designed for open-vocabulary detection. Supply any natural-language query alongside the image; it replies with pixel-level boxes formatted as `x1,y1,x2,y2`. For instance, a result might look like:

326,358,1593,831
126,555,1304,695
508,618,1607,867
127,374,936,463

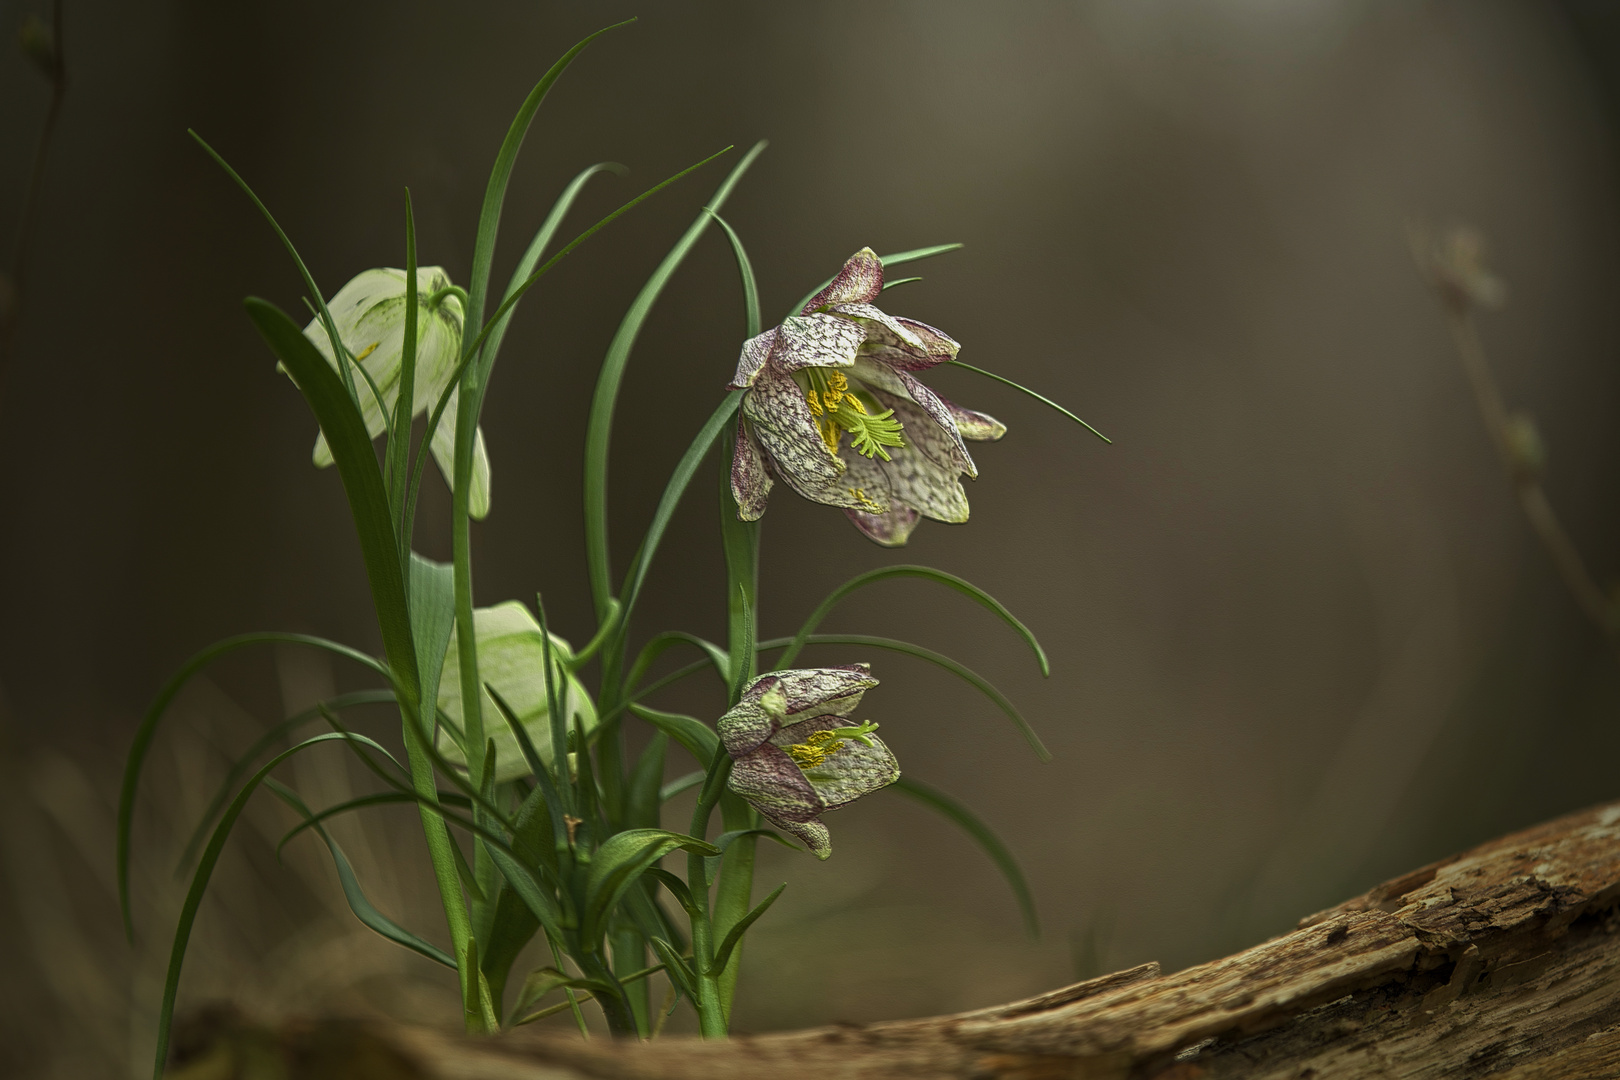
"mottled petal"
727,744,823,823
731,418,772,521
718,696,780,757
836,449,895,519
828,302,925,350
773,816,832,860
850,312,959,372
777,724,900,812
854,432,970,524
891,371,976,476
742,370,864,509
894,317,960,364
948,400,1007,442
728,327,778,390
800,247,884,313
745,665,876,719
768,314,866,375
845,505,921,547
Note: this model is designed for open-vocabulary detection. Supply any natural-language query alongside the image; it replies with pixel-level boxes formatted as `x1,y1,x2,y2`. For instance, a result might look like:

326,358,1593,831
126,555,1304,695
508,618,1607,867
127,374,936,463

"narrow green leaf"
120,633,395,940
706,882,785,975
616,394,742,628
882,276,923,290
389,192,419,544
703,209,761,337
273,791,415,859
775,564,1049,675
648,936,698,999
463,20,635,339
658,770,704,802
757,633,1051,761
583,140,768,620
174,688,397,875
948,359,1110,443
627,705,718,766
582,829,720,944
627,731,668,828
150,731,397,1079
266,780,457,966
892,775,1040,937
786,242,964,320
625,631,731,699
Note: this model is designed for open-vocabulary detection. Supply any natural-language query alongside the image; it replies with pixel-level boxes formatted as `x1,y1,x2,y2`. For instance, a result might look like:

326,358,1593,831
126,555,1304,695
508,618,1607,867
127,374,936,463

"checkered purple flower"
719,666,899,860
728,248,1006,546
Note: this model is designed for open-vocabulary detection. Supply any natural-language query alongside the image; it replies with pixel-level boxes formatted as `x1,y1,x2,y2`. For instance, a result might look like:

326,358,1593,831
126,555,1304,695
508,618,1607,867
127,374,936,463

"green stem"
687,747,733,1038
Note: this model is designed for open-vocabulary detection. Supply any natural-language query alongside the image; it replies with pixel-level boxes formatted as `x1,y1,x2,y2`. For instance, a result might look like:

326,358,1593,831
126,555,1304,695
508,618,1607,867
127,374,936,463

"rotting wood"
168,800,1620,1079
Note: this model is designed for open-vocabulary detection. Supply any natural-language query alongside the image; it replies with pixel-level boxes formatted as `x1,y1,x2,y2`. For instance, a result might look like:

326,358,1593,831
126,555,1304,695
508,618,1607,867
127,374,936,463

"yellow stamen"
849,487,882,512
805,390,823,416
785,729,847,769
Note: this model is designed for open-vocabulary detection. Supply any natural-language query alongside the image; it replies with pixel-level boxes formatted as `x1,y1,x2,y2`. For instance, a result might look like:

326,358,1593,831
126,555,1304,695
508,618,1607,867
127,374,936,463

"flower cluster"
729,248,1005,546
718,666,899,859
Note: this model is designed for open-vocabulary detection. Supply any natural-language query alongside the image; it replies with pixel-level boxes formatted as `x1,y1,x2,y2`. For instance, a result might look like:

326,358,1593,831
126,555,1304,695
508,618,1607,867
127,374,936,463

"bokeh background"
4,0,1620,1074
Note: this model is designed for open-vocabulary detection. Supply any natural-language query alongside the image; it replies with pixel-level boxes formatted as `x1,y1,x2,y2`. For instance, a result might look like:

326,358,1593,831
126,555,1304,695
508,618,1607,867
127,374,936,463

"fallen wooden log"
169,799,1620,1079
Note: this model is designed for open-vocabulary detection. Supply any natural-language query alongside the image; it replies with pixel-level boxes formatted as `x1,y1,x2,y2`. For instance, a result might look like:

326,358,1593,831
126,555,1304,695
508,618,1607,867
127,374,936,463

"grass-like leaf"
948,358,1110,443
648,936,698,1000
174,688,397,875
119,633,395,940
658,770,704,802
774,564,1049,676
582,829,720,945
150,730,398,1079
462,20,635,339
583,140,768,620
616,394,742,628
627,731,668,829
892,775,1039,937
705,882,785,975
703,208,762,338
266,779,458,966
786,242,964,320
757,633,1051,761
627,705,718,766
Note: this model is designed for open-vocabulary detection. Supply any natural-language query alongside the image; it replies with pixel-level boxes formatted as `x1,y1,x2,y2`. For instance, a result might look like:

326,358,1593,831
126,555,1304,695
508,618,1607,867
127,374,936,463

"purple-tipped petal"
894,317,960,366
845,505,921,547
727,744,822,821
829,302,926,351
769,313,866,375
731,418,772,521
947,400,1007,442
746,665,876,718
775,817,832,859
800,248,884,313
729,327,779,389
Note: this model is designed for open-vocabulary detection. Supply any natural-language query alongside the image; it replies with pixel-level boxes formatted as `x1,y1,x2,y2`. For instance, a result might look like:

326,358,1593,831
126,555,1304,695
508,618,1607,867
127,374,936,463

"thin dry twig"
1413,224,1619,661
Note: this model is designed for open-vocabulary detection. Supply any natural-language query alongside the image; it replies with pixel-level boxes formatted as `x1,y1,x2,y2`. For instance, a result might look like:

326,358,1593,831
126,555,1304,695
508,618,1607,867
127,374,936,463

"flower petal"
890,373,977,476
768,313,866,375
774,724,899,812
851,312,959,372
800,247,884,313
947,401,1007,442
728,327,778,390
774,816,832,860
829,302,925,351
742,370,863,509
847,435,970,524
845,505,921,547
731,418,773,521
718,696,778,757
745,665,876,719
727,744,822,823
427,403,493,520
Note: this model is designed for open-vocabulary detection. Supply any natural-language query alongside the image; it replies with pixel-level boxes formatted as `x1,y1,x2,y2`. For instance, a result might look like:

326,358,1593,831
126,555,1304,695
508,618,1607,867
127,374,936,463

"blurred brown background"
4,0,1620,1074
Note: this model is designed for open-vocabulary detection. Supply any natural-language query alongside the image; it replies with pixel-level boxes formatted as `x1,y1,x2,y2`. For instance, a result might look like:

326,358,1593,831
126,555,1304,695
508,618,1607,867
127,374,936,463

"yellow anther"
805,390,823,416
849,487,882,512
844,394,868,415
823,370,847,409
354,342,380,362
785,729,848,770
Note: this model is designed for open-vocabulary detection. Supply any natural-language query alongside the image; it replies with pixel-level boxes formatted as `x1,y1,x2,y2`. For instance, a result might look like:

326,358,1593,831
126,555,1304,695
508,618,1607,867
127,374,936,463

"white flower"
298,266,491,518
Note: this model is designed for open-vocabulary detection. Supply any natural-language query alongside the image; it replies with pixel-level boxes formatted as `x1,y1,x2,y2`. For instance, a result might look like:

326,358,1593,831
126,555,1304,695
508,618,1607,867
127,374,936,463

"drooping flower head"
295,267,491,518
729,249,1006,545
719,666,899,859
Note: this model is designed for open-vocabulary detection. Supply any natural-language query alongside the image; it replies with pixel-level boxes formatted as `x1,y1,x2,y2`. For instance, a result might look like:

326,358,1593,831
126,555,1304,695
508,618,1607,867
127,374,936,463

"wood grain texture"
169,800,1620,1079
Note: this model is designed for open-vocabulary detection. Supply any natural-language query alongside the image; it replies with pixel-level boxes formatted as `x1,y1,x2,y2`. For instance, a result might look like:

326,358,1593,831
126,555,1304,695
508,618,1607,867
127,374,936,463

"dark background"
3,1,1619,1073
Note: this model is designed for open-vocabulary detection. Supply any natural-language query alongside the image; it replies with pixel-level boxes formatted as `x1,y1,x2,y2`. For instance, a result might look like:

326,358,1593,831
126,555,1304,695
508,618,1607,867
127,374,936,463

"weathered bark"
171,800,1620,1079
